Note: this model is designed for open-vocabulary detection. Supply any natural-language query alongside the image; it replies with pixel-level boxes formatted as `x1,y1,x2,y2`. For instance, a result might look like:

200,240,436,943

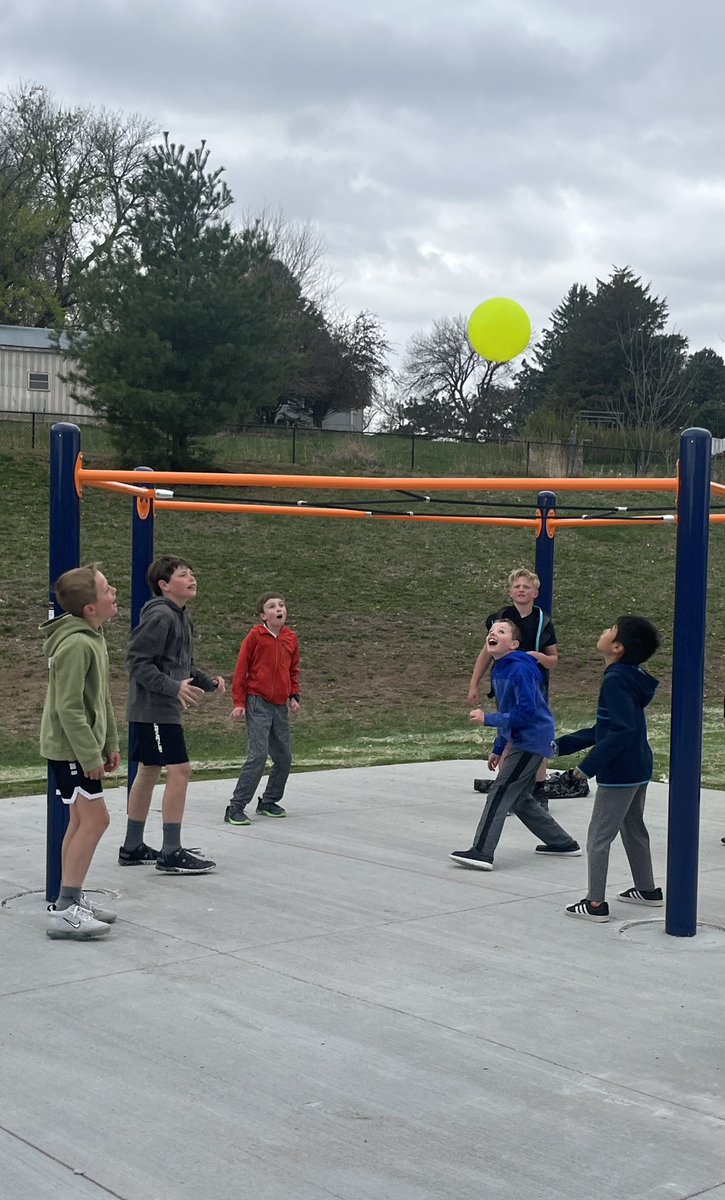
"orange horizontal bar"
550,517,672,529
90,479,154,497
154,500,539,527
78,467,677,493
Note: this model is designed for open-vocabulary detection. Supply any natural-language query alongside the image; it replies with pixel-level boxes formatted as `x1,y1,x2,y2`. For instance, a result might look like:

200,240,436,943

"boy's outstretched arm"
468,645,492,702
481,667,539,737
574,675,641,779
556,725,597,757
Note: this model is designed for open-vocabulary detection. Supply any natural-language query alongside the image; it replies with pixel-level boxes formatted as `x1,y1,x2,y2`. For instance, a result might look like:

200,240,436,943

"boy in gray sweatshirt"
120,555,225,876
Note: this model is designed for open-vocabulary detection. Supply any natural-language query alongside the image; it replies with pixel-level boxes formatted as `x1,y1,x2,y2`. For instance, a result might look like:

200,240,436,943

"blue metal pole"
128,468,155,798
666,428,711,936
535,491,556,615
46,423,81,902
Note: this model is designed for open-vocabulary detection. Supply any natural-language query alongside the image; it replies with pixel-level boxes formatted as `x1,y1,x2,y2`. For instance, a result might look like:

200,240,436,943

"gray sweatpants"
472,749,579,863
231,694,292,808
586,782,655,902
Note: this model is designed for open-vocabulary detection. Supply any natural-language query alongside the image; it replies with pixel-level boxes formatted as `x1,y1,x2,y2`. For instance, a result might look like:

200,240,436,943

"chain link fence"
0,410,691,478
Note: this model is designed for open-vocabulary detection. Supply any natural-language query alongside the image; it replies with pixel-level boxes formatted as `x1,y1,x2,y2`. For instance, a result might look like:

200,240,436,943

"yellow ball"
467,297,531,363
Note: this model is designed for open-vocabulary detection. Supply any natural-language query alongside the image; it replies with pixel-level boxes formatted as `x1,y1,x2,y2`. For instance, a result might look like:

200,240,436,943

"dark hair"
255,592,285,616
614,615,660,664
148,555,193,596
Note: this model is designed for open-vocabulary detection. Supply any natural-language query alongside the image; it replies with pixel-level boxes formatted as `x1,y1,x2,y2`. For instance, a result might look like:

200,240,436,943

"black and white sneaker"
566,898,609,922
618,887,663,907
118,842,160,866
156,848,216,875
535,842,581,856
449,849,493,870
256,801,286,818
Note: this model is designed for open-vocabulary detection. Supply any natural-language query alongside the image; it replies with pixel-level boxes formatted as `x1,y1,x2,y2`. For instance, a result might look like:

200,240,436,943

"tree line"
0,84,389,466
377,268,725,471
2,83,724,470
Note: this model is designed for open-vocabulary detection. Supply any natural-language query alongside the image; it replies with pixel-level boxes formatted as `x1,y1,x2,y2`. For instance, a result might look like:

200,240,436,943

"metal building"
0,325,89,417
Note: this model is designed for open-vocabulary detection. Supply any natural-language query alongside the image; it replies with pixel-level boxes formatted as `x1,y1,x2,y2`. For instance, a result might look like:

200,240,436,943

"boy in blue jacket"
450,619,581,870
558,615,661,923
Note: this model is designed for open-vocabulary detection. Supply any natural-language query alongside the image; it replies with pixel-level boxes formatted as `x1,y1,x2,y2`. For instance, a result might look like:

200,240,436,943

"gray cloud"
2,0,724,359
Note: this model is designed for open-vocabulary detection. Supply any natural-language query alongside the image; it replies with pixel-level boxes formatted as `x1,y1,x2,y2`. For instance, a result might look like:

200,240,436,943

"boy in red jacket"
225,594,300,825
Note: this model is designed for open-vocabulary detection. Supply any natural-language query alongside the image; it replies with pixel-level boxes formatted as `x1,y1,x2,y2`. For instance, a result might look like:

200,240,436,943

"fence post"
666,427,711,936
534,491,556,614
411,432,416,471
292,425,296,465
31,411,36,449
46,423,81,901
525,441,531,476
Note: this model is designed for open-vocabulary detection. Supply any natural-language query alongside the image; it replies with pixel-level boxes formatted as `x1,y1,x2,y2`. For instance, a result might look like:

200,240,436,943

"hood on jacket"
41,612,100,658
606,661,658,705
138,595,182,620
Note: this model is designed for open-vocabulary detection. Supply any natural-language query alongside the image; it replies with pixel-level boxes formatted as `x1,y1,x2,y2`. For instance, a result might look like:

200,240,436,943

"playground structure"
47,424,715,936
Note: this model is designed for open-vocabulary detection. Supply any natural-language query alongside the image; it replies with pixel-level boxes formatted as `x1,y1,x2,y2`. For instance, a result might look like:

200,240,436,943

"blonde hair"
507,567,540,590
55,564,101,617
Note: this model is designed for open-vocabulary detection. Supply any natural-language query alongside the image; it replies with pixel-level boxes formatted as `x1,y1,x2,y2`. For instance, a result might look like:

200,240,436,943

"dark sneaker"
256,801,286,817
118,842,160,866
618,886,663,907
224,805,251,826
449,849,493,870
156,848,216,875
473,778,492,793
535,842,582,856
566,898,609,922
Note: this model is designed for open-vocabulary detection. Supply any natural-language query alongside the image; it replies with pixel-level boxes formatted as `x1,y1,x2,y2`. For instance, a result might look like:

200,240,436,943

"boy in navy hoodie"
558,615,661,923
450,619,581,871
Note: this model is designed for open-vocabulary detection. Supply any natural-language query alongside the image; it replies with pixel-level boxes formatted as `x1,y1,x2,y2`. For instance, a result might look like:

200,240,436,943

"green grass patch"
1,441,724,797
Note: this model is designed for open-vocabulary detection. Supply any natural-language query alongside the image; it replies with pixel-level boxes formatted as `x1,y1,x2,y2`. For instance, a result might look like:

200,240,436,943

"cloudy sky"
2,0,724,364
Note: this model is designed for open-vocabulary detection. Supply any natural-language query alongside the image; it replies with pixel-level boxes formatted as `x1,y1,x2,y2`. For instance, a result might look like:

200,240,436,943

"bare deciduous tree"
0,81,155,319
400,315,517,439
248,207,339,311
618,322,692,472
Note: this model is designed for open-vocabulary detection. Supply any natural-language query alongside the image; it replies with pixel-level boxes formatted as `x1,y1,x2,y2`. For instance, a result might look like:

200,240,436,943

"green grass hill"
2,444,725,796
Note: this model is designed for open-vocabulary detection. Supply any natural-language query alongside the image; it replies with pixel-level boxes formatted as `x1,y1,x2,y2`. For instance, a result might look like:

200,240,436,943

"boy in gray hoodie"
120,555,225,876
41,564,121,939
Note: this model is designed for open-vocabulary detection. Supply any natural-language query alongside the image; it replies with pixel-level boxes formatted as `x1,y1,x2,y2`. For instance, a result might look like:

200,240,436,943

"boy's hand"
487,752,500,771
86,765,105,780
212,675,226,694
230,706,245,721
466,687,479,704
469,708,486,725
104,752,121,774
289,698,301,714
178,678,204,710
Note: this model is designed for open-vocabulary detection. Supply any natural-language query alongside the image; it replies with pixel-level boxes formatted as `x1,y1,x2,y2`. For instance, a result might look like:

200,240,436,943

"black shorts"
49,760,103,804
130,722,189,766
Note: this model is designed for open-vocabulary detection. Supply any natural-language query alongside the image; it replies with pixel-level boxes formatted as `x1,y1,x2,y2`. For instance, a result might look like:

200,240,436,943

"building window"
28,372,50,391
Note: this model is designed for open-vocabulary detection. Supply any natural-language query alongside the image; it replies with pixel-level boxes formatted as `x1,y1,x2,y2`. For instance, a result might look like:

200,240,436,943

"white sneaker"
47,903,111,940
80,892,117,924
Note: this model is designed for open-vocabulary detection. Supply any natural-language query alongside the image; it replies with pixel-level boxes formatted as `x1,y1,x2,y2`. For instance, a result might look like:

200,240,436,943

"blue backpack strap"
534,606,546,652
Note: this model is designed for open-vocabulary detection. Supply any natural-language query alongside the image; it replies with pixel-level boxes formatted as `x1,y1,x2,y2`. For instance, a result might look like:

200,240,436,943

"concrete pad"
1,763,725,1200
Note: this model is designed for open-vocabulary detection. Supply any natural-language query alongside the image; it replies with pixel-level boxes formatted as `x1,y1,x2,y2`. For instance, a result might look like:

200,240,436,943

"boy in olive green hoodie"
41,565,121,940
